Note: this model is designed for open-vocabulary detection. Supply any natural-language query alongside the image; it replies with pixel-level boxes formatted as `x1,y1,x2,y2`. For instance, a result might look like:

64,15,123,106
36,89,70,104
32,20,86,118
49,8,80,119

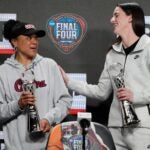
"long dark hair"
117,2,145,43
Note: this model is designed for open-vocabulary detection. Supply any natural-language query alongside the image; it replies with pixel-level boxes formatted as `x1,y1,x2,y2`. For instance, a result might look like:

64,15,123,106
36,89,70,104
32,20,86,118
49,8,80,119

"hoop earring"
14,46,18,51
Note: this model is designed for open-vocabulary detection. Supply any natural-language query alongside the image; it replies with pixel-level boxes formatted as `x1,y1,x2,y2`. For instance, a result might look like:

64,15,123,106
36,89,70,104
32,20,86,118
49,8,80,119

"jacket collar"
112,34,150,53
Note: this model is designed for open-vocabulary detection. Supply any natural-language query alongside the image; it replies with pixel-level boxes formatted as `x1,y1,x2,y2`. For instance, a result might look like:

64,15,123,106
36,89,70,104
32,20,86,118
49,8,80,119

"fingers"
18,91,36,109
117,88,133,102
59,66,66,76
40,119,51,133
59,66,69,85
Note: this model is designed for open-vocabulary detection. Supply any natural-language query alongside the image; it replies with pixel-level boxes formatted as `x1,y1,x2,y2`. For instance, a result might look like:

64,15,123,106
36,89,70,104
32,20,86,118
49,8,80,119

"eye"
115,14,119,18
113,12,119,18
28,36,33,40
24,36,30,40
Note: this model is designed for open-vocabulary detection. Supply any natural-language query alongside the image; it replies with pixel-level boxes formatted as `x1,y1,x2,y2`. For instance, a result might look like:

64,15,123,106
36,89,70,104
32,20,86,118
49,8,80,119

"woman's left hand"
117,88,133,102
40,119,51,133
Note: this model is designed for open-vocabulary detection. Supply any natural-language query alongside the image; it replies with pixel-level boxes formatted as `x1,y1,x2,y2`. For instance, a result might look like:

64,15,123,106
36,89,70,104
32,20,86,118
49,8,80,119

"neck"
121,26,139,48
15,53,34,67
122,35,139,48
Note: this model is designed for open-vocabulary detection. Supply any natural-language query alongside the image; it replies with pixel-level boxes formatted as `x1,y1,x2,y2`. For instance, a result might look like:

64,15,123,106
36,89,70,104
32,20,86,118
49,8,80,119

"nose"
110,16,115,24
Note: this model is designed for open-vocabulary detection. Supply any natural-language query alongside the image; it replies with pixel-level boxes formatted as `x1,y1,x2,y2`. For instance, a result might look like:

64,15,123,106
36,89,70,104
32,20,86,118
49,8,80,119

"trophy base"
30,130,43,135
29,130,44,139
124,120,140,127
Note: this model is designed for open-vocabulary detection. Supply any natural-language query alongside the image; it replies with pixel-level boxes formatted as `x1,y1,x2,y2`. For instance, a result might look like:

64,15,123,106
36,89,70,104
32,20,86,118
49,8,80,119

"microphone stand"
79,119,90,150
82,126,87,150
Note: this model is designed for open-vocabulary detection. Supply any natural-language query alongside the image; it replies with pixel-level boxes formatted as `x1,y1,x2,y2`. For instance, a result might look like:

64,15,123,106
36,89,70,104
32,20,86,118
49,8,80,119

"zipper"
122,55,127,76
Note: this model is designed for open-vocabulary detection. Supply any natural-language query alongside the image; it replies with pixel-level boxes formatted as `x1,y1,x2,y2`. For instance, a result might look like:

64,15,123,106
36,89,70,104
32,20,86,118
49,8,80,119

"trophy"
22,69,41,135
110,63,140,127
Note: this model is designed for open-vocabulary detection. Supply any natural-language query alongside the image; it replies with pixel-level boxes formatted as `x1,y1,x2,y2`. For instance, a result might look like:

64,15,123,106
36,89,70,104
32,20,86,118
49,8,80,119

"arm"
60,62,113,101
0,78,38,125
43,61,72,125
0,78,22,124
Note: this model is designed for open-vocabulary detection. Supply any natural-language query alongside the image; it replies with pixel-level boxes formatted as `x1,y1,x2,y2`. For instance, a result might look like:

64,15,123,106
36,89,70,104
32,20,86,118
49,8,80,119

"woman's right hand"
59,66,69,86
18,91,36,109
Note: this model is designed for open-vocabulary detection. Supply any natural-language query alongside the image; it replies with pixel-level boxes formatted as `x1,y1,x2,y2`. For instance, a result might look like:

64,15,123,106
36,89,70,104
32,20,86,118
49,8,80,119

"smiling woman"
59,2,150,150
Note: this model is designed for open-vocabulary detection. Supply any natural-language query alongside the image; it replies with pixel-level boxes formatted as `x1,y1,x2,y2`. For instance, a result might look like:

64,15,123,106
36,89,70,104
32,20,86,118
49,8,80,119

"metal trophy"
22,69,41,136
110,63,140,127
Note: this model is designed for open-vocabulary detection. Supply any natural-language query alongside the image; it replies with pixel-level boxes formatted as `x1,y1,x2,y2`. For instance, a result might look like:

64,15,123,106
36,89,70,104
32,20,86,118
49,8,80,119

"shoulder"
0,64,9,81
39,57,59,72
39,56,58,67
0,63,9,72
138,34,150,48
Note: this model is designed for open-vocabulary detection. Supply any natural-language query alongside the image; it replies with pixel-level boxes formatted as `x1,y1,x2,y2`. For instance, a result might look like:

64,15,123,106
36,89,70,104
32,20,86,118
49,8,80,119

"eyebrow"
113,11,119,16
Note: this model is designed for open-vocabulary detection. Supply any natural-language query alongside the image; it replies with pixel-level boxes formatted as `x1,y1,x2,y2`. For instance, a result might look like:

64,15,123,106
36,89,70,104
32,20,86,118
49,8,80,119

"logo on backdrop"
47,13,87,54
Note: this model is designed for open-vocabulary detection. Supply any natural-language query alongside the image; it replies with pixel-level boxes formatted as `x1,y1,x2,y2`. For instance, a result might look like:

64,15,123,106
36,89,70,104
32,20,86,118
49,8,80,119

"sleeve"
43,61,72,125
0,76,21,124
67,60,113,101
133,91,150,105
132,44,150,105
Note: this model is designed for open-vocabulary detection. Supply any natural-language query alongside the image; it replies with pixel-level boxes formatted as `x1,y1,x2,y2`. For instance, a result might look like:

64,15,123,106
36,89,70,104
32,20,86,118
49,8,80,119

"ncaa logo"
47,13,87,54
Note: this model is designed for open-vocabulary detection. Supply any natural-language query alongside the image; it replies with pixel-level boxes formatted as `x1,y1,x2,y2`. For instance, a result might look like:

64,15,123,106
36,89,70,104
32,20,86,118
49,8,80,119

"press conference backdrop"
0,0,150,129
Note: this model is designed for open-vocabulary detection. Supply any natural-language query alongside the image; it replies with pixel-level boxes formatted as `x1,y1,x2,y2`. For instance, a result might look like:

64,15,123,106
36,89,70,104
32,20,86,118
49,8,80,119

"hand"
18,91,36,109
59,65,69,85
40,119,51,133
117,88,133,102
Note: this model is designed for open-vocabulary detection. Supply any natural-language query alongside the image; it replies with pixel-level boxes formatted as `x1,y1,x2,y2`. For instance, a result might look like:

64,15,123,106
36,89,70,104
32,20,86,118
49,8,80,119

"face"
12,34,39,60
110,6,132,36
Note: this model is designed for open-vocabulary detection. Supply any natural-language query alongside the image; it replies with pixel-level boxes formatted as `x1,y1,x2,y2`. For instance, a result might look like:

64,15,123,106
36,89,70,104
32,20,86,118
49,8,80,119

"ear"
128,15,132,23
11,39,17,48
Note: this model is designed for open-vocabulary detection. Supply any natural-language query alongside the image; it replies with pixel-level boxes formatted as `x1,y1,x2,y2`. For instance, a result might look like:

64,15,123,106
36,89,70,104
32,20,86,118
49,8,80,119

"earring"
14,46,18,51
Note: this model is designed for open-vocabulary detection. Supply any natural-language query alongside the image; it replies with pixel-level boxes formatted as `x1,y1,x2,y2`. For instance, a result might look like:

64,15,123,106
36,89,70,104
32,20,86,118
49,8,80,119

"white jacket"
68,34,150,128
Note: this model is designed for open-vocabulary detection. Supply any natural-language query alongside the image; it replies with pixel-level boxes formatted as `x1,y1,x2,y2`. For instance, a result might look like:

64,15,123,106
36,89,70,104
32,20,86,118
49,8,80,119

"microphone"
77,112,92,130
77,112,92,150
79,119,90,133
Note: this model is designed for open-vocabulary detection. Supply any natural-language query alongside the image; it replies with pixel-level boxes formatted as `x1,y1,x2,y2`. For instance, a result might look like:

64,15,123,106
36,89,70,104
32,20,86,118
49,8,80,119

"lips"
30,45,37,50
113,23,118,27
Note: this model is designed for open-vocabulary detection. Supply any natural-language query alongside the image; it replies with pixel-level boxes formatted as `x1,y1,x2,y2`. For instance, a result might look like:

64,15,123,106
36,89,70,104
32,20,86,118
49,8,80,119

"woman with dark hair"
0,19,72,150
60,2,150,150
116,2,145,44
